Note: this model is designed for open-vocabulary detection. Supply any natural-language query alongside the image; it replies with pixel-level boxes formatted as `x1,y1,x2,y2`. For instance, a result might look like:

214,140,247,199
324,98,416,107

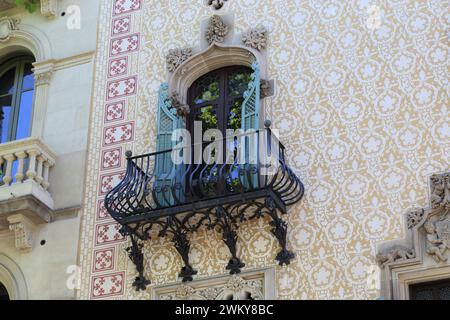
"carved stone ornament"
242,26,268,51
407,207,425,229
208,0,228,10
166,47,193,73
377,172,450,299
260,79,271,99
205,15,229,45
34,70,53,86
158,275,264,300
0,17,19,43
376,246,416,268
169,92,190,117
40,0,58,19
7,214,35,253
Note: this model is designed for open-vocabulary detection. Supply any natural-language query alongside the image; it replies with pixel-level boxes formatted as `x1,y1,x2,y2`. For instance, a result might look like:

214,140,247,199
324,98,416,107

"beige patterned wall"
78,0,449,299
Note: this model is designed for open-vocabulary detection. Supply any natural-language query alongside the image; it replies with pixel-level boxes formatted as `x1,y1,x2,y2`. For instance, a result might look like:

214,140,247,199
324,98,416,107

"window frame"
0,55,35,143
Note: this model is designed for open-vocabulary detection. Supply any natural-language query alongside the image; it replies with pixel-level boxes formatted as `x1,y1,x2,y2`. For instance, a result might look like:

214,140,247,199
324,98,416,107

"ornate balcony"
0,137,56,252
105,125,304,290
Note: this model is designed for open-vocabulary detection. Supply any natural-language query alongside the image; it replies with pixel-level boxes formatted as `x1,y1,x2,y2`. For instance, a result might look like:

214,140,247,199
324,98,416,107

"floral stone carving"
166,47,193,73
242,26,268,51
205,15,229,45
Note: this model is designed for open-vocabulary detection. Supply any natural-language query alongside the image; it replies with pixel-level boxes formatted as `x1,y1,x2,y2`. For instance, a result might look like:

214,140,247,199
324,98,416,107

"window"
0,56,35,143
0,282,9,300
187,66,253,137
410,279,450,300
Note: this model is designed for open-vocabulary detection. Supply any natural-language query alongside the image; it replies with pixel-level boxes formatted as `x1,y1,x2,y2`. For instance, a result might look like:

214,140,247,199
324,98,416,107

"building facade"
0,0,449,300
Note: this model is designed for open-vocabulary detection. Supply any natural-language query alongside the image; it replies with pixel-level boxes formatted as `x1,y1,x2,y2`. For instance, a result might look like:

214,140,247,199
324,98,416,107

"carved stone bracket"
7,214,35,253
242,26,268,51
166,47,193,73
205,15,229,45
0,17,19,43
169,92,190,117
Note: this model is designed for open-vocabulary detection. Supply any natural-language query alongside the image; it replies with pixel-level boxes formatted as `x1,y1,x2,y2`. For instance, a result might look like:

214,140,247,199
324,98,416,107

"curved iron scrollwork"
105,127,304,290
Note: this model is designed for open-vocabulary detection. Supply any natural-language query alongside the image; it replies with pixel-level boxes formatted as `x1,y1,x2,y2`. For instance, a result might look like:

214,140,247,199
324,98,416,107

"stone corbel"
7,214,36,253
260,79,274,99
0,17,20,43
40,0,58,19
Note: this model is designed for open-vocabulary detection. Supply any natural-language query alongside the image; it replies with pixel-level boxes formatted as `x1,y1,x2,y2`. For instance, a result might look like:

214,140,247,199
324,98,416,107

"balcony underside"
104,130,305,291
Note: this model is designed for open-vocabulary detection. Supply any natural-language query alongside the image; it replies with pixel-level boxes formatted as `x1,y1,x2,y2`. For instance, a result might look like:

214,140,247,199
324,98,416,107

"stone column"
31,62,54,139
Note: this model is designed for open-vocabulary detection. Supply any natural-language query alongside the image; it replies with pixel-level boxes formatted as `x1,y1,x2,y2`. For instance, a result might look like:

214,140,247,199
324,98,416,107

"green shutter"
241,61,260,131
241,61,261,189
155,83,182,206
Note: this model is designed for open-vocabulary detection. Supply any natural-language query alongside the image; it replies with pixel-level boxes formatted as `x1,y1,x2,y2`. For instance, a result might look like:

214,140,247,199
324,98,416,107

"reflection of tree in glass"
227,100,242,130
195,81,220,104
228,72,252,96
198,106,218,132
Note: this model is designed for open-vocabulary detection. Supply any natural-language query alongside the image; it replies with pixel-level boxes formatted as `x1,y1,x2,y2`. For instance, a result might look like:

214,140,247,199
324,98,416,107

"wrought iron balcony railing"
105,124,304,290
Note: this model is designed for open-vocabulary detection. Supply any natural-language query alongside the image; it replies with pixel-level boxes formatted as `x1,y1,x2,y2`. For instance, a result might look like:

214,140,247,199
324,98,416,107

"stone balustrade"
0,137,56,191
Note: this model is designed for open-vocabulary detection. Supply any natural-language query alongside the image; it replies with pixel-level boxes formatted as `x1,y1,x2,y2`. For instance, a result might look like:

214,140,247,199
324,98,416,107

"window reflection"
0,57,35,143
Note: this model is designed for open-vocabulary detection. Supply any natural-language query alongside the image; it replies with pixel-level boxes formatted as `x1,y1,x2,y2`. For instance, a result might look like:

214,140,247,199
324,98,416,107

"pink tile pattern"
110,34,140,56
112,16,131,35
93,247,115,273
107,76,137,100
80,0,143,300
103,122,134,146
104,101,125,123
91,272,125,299
108,57,128,78
96,199,111,221
113,0,141,15
99,171,125,195
101,147,122,171
95,222,126,246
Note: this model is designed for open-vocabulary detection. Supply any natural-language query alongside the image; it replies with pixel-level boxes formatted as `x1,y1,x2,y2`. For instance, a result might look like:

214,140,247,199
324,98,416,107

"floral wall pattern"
78,0,449,299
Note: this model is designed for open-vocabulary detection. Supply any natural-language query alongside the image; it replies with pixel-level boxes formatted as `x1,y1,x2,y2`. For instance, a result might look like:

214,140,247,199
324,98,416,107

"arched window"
0,55,35,143
187,66,253,136
0,282,9,300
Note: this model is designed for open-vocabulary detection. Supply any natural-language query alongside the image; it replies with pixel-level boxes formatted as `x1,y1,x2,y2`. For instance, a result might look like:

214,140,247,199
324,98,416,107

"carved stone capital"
205,15,229,45
40,0,58,19
0,17,20,43
242,26,268,51
166,47,193,73
7,214,35,253
34,70,53,86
